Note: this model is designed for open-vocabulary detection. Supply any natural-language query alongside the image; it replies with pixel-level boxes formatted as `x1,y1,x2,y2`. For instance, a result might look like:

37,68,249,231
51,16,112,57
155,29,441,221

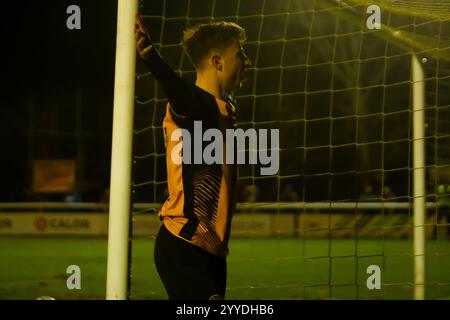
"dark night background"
1,0,117,201
0,0,449,203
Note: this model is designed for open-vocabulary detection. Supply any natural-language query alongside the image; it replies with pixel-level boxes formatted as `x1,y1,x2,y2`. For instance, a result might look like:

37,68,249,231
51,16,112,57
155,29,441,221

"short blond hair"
182,21,246,68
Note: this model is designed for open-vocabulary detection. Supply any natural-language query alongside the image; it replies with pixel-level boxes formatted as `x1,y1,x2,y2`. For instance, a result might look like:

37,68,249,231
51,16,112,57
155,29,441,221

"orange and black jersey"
144,48,238,257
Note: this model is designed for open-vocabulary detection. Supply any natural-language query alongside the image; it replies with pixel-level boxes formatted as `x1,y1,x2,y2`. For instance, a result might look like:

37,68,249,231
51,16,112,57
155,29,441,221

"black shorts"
154,223,227,300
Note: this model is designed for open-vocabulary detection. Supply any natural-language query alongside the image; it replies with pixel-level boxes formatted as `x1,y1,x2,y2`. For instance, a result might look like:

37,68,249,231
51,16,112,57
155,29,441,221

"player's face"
221,41,251,92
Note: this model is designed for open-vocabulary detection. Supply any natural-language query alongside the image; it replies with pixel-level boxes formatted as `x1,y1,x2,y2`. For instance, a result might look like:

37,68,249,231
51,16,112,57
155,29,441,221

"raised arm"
135,15,192,118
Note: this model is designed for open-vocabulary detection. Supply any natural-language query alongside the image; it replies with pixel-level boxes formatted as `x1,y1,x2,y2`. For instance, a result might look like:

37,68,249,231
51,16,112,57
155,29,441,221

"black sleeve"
143,47,193,118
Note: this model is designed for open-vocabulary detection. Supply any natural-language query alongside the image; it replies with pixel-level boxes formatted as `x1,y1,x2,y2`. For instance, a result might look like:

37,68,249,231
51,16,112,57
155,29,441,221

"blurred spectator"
99,187,110,213
64,189,82,203
382,185,396,200
100,187,110,203
381,185,396,215
241,184,259,202
359,184,376,201
280,183,299,202
159,187,169,204
434,184,450,240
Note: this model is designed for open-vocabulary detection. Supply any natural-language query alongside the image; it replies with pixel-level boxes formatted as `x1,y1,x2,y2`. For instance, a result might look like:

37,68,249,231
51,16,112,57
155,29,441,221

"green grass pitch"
0,237,449,300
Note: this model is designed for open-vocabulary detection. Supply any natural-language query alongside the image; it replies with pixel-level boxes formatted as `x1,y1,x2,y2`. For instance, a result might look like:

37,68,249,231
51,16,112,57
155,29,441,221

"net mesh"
131,0,450,299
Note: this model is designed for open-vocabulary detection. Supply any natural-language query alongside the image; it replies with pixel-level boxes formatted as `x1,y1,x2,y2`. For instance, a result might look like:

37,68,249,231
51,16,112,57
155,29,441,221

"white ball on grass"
36,296,56,300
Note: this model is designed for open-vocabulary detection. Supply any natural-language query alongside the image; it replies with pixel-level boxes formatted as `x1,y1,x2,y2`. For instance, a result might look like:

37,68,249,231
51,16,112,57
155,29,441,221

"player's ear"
212,55,222,71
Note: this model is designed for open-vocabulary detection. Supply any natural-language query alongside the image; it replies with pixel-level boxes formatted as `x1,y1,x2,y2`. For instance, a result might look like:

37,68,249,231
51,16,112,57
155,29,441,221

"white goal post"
106,0,138,300
411,53,426,301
